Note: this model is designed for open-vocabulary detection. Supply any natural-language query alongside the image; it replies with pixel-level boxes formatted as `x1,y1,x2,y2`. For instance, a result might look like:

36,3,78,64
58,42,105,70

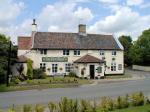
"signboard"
42,57,68,62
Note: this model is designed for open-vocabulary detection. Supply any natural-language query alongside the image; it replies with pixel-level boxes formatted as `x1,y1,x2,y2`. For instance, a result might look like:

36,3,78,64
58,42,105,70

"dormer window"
63,50,69,55
112,51,116,56
74,50,80,55
40,49,47,55
100,50,105,55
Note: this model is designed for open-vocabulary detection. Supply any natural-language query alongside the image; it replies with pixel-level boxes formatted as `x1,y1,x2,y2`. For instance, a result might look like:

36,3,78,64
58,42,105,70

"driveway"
0,69,150,110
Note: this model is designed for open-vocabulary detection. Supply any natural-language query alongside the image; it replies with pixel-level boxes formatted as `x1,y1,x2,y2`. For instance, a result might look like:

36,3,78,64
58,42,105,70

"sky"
0,0,150,44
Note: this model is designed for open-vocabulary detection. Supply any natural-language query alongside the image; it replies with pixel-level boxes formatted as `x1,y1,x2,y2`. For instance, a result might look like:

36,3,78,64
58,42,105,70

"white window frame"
52,64,58,73
40,49,47,55
74,50,80,55
118,64,122,70
65,63,73,72
40,63,46,71
63,50,69,55
100,50,105,55
112,51,117,56
111,62,116,71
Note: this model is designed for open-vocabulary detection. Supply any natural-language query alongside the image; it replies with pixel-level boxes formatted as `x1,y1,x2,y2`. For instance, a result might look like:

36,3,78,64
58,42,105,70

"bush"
100,97,114,112
35,104,45,112
48,102,56,112
33,69,47,79
115,95,129,109
131,92,145,106
23,105,32,112
11,76,21,84
27,59,33,79
68,71,78,78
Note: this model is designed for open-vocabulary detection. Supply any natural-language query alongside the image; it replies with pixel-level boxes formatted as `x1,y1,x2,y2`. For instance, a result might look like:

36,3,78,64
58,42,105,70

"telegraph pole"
6,41,11,86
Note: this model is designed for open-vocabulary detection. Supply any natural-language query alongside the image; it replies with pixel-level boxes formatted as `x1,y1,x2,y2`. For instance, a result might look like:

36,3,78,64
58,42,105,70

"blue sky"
0,0,150,43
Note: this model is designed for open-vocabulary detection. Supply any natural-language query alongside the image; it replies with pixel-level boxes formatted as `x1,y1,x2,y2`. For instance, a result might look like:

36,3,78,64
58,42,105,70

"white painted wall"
18,49,124,76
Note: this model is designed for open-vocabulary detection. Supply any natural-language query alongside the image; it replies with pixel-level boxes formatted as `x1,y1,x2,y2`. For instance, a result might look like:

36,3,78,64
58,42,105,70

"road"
0,69,150,110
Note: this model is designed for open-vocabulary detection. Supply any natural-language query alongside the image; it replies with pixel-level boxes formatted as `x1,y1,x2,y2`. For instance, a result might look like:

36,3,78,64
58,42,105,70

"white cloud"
88,7,150,40
99,0,119,4
37,2,94,32
127,0,143,6
0,0,24,26
74,7,94,22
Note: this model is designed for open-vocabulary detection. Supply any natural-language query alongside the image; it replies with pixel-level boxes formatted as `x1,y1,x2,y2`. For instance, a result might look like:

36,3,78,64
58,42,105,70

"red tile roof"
74,54,104,63
18,36,31,50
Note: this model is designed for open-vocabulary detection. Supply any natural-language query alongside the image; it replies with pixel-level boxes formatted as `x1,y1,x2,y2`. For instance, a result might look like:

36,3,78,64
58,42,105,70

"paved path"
0,69,150,110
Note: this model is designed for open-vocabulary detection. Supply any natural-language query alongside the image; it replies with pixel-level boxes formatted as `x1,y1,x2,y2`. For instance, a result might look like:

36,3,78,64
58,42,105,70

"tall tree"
129,28,150,66
0,34,17,84
119,35,132,66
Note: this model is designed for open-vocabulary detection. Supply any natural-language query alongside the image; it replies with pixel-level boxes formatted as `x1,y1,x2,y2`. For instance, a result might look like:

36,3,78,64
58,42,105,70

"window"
63,50,69,55
40,49,47,55
65,63,73,72
100,50,105,55
118,64,122,70
40,63,46,71
52,64,58,73
112,51,116,55
74,50,80,55
111,62,116,71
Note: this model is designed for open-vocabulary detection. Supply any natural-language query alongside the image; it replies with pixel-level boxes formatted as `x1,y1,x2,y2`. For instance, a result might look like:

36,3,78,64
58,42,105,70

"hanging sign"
42,57,68,62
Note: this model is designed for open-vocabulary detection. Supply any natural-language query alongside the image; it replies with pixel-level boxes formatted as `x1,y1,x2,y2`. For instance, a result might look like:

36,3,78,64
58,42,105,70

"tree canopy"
129,28,150,66
119,35,133,66
0,34,17,83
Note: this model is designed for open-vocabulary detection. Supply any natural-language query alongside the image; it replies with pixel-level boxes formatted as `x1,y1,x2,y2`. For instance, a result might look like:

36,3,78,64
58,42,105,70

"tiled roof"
18,36,31,50
33,32,121,50
74,54,104,63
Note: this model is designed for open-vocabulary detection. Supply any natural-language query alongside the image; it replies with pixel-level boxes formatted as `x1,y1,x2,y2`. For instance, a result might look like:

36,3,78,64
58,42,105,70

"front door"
90,65,95,79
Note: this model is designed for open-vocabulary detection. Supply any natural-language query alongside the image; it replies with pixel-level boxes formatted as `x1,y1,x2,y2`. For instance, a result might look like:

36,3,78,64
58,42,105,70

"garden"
1,91,150,112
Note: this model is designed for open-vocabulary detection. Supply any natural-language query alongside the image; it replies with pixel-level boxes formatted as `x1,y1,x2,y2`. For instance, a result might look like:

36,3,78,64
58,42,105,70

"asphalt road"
0,70,150,110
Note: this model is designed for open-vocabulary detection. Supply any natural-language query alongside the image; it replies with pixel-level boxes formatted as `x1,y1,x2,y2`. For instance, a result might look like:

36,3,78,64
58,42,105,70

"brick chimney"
78,24,86,36
32,19,37,32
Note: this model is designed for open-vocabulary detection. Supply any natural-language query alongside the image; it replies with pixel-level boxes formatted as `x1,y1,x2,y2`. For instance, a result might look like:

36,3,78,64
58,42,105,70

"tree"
0,33,17,84
119,35,132,66
129,28,150,65
27,58,33,79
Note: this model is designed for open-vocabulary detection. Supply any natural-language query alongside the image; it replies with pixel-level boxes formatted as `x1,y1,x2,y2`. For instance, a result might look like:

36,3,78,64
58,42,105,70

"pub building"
18,19,124,79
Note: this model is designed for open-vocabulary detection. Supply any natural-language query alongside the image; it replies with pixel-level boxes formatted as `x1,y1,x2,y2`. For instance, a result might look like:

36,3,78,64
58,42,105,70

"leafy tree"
0,34,17,84
119,35,132,66
27,58,33,79
129,28,150,65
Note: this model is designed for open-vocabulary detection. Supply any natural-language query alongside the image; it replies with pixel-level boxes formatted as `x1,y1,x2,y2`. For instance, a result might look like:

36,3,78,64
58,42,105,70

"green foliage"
119,35,132,66
33,69,46,79
27,59,33,79
11,76,21,84
23,105,32,112
68,71,78,78
80,99,92,112
129,28,150,66
48,102,57,112
131,92,145,106
35,104,45,112
115,95,129,109
0,34,17,84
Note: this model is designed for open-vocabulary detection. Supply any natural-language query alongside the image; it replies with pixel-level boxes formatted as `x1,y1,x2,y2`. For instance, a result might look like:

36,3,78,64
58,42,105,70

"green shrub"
26,79,32,84
23,105,32,112
131,92,145,106
100,97,114,112
146,97,150,104
68,71,78,78
27,59,33,79
11,76,21,84
33,69,46,79
48,102,56,112
115,95,129,109
35,104,45,112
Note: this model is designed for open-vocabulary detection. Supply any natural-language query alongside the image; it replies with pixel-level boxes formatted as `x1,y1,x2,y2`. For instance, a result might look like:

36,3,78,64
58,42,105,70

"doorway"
90,65,95,79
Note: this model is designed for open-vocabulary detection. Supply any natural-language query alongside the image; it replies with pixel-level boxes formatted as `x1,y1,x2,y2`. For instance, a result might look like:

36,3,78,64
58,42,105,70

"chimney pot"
32,19,37,32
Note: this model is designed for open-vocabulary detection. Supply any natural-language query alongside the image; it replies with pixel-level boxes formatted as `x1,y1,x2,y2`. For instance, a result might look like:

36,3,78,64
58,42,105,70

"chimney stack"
32,19,37,32
78,24,86,36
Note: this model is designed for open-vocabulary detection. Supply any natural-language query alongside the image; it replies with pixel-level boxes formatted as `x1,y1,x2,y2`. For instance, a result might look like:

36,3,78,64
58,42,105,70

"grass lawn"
97,105,150,112
0,77,92,92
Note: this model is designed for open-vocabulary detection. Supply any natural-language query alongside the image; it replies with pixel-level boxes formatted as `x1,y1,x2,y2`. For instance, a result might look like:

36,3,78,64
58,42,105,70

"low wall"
132,65,150,72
